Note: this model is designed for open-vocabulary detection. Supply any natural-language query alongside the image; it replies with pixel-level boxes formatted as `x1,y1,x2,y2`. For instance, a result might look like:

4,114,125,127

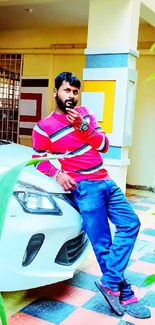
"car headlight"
13,181,62,215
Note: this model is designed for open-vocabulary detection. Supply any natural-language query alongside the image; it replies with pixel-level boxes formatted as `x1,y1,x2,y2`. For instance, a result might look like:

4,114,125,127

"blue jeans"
72,179,141,299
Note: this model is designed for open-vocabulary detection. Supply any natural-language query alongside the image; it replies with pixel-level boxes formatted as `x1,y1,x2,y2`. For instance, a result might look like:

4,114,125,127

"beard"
55,95,77,113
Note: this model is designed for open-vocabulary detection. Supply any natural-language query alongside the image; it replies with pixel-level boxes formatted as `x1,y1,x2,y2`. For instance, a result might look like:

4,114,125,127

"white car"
0,140,90,292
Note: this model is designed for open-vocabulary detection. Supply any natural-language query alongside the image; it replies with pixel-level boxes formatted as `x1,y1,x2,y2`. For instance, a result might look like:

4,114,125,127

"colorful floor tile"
2,189,155,325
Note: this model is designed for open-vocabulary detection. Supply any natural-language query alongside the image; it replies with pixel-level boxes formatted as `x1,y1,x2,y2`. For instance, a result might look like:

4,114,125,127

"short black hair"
55,72,81,90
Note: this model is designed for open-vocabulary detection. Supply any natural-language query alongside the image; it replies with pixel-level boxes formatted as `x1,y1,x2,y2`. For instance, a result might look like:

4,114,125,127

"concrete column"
82,0,141,192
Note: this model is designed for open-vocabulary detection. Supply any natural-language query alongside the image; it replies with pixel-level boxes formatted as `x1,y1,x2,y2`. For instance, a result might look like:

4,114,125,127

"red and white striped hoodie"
32,106,110,182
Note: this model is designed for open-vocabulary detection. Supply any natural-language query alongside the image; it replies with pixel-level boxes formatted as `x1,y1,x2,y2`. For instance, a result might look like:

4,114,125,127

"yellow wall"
23,53,85,114
19,136,32,147
23,54,53,76
139,23,155,42
127,54,155,188
0,27,87,49
0,28,87,146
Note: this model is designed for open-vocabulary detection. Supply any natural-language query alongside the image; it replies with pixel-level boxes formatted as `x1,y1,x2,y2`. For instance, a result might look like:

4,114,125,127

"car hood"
0,143,66,194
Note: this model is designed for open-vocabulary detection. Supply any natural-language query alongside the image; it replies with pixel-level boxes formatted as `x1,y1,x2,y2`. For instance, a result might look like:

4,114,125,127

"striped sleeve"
32,123,59,177
77,109,109,153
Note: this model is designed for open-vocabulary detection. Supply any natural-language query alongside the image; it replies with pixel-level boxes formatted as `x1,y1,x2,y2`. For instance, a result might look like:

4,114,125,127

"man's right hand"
56,172,77,191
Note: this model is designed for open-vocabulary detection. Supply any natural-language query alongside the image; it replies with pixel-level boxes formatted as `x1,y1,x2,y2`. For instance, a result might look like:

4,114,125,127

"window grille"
0,54,22,143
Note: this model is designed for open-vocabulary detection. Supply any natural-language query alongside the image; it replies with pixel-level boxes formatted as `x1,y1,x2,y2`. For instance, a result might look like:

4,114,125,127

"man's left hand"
66,108,83,129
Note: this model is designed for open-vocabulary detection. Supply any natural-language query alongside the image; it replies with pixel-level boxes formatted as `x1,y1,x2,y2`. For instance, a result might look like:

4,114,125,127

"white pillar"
82,0,141,192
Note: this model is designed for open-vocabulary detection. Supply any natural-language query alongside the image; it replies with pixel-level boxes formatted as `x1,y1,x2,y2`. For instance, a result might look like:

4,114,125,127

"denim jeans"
72,179,141,299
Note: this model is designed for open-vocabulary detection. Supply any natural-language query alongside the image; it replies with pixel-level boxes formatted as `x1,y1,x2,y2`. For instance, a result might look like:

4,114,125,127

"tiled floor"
2,189,155,325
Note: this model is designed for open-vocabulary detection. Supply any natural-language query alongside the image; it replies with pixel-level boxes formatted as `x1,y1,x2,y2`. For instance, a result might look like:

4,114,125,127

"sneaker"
120,297,151,319
94,279,124,316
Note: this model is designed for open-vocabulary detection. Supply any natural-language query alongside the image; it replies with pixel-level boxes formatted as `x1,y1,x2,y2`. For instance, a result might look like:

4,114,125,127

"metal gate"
0,54,22,143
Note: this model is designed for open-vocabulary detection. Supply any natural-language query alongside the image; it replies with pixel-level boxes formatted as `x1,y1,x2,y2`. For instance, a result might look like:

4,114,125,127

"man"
32,72,150,319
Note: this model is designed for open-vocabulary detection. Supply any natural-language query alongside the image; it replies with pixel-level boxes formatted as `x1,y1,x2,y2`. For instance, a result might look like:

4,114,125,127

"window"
0,54,22,143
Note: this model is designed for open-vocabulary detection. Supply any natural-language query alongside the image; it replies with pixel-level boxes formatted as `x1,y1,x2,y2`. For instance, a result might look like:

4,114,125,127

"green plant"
143,274,155,286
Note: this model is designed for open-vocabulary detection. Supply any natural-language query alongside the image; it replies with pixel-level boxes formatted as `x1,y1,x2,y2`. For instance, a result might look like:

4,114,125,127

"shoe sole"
124,305,151,319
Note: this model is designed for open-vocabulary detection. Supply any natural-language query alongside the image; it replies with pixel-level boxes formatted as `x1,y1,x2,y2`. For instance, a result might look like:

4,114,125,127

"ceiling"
0,0,89,30
0,0,67,5
0,0,148,31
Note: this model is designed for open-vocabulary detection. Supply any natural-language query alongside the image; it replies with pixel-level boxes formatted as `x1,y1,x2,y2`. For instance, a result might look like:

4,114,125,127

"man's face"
54,81,79,113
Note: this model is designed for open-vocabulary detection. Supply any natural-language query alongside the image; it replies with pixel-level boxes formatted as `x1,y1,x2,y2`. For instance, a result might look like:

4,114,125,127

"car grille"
55,231,89,266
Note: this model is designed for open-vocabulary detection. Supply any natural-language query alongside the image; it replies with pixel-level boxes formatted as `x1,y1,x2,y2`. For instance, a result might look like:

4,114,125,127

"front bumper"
0,195,90,291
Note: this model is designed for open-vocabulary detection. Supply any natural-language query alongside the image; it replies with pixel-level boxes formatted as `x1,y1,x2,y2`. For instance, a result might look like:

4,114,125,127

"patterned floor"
2,189,155,325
